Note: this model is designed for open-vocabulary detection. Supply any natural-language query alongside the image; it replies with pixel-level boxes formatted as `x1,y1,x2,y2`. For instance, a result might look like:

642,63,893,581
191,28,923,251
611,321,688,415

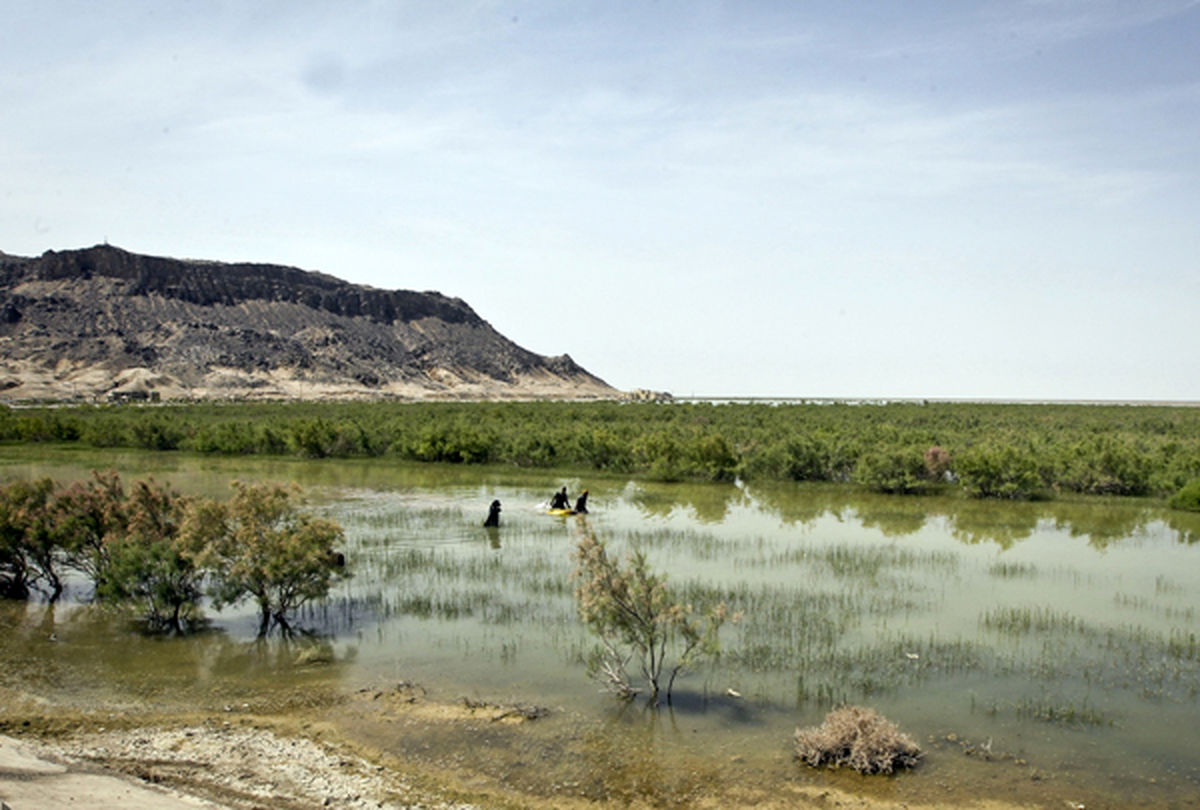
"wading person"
484,499,502,527
574,490,589,514
549,487,570,510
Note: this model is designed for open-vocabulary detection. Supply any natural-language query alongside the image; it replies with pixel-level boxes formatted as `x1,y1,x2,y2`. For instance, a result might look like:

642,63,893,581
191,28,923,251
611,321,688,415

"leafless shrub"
793,705,923,774
572,532,732,703
924,445,953,481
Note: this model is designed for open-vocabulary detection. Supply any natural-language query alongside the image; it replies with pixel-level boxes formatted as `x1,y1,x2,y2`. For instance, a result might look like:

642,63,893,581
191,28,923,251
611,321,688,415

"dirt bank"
0,722,1040,810
0,683,1063,810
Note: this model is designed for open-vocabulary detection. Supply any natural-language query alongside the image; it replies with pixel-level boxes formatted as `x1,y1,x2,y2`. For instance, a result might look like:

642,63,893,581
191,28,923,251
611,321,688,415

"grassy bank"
2,400,1199,499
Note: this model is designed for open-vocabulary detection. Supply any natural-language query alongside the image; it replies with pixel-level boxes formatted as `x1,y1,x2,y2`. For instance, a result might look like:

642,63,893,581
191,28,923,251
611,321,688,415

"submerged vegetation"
0,471,346,633
1,400,1198,500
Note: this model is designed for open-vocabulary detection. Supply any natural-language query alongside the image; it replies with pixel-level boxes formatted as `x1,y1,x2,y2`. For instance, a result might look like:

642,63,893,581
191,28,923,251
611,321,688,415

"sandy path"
1,733,223,809
0,725,478,810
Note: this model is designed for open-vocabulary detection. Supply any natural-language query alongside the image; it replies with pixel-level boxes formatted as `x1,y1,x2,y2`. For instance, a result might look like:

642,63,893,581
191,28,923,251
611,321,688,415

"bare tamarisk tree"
572,531,732,704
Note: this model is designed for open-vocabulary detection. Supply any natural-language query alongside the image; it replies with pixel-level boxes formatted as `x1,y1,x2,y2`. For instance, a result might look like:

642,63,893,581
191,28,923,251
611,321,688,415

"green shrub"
743,435,829,482
397,421,494,463
685,433,739,482
853,446,929,494
577,428,635,472
129,418,185,451
0,405,17,441
633,432,685,482
185,421,260,454
1169,478,1200,512
1054,436,1153,496
956,442,1044,499
288,418,339,458
1149,450,1200,497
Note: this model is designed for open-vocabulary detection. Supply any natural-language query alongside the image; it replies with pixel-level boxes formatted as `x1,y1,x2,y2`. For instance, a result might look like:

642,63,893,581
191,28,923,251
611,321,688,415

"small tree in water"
572,532,732,704
0,478,58,600
190,481,348,635
97,478,206,633
51,469,129,592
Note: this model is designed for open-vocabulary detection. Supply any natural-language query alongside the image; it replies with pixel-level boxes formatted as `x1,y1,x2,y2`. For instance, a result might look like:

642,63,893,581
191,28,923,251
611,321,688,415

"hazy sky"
4,1,1199,400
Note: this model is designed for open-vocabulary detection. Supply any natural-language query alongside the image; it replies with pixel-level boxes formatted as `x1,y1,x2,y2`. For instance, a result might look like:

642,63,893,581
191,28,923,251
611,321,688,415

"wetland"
2,444,1200,808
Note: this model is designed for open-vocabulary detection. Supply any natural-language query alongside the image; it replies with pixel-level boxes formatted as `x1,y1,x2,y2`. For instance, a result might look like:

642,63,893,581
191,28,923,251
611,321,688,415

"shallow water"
3,447,1200,807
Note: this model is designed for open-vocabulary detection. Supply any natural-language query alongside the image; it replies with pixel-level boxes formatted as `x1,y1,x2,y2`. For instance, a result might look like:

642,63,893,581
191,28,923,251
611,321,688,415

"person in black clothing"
549,487,570,510
574,490,589,514
484,499,502,527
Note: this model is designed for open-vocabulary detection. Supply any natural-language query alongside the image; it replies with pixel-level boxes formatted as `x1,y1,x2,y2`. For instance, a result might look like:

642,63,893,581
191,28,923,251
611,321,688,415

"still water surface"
2,447,1199,807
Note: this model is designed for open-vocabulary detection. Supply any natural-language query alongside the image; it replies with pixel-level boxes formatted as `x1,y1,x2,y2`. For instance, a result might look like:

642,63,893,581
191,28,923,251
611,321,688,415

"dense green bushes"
2,400,1199,499
955,441,1046,500
0,470,346,633
852,446,931,494
1169,479,1200,512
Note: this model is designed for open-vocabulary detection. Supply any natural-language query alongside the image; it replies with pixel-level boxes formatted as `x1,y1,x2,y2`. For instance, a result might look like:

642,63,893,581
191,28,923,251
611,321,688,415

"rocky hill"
0,245,616,402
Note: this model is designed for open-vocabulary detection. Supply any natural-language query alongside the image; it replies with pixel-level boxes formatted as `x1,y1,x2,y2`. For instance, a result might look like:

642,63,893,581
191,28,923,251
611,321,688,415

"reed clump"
793,705,922,774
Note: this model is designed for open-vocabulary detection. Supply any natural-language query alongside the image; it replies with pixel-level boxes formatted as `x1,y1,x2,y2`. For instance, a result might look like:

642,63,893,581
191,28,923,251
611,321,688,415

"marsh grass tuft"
980,606,1086,635
982,696,1115,727
1013,697,1113,727
987,560,1038,579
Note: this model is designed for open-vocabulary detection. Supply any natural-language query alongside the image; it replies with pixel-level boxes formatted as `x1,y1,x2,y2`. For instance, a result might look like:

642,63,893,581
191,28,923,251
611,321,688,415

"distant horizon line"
678,395,1200,407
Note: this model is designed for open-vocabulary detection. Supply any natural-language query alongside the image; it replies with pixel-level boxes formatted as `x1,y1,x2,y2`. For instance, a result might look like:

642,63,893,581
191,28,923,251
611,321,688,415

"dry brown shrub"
924,445,953,481
793,705,923,774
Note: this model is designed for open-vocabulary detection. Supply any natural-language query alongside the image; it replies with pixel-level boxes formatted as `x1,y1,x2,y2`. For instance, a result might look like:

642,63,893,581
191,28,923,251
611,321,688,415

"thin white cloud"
998,0,1200,44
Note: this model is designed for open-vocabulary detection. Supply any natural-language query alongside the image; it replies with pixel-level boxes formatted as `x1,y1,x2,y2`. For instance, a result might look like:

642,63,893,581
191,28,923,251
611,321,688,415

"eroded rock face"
0,245,615,401
21,244,477,325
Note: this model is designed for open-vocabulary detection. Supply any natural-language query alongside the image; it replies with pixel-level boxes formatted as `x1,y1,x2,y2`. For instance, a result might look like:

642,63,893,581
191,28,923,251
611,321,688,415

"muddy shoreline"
0,681,1086,810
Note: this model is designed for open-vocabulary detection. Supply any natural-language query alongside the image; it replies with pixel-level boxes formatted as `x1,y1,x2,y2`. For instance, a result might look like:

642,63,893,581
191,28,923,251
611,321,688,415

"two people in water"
550,486,588,514
483,486,589,528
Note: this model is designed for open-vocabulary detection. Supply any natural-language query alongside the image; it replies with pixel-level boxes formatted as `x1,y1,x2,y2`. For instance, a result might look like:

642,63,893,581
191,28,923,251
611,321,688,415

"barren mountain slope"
0,245,615,401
